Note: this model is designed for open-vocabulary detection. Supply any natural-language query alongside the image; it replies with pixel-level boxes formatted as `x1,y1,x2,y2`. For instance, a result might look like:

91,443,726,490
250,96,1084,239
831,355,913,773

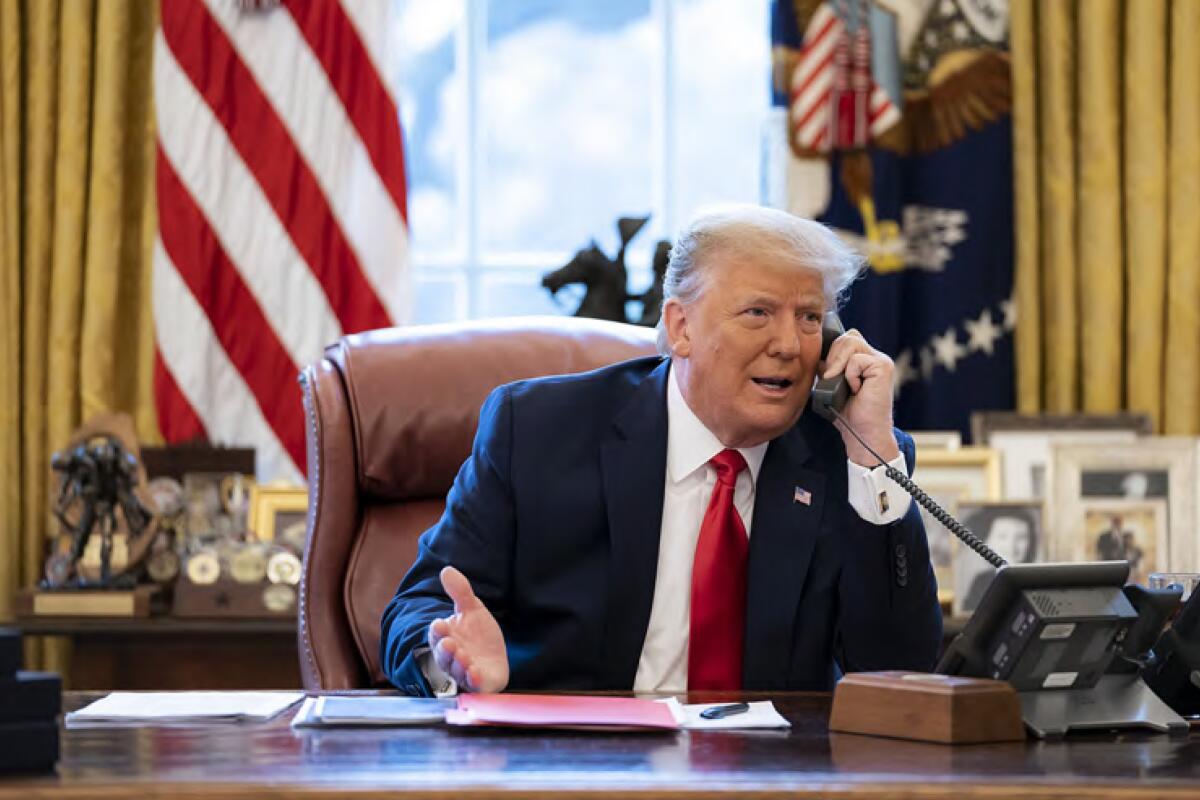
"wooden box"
172,578,295,619
829,671,1025,744
15,586,161,618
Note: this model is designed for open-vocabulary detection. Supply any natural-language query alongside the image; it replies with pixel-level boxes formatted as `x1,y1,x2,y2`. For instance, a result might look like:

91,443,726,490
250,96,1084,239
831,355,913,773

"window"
390,0,771,323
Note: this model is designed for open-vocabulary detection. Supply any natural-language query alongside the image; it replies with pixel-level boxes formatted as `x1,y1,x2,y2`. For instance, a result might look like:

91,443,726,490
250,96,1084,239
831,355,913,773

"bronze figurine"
542,215,671,327
48,434,154,589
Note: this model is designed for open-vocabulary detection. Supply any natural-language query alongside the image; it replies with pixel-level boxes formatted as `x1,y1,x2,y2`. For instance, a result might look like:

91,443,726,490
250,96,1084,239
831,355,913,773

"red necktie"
688,449,748,691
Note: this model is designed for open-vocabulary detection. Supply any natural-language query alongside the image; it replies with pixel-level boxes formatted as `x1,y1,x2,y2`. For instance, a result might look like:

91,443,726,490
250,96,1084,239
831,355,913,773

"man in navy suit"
381,205,941,696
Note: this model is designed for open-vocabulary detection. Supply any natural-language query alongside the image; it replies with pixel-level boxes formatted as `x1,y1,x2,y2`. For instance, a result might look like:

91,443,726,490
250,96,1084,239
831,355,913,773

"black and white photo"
953,502,1042,616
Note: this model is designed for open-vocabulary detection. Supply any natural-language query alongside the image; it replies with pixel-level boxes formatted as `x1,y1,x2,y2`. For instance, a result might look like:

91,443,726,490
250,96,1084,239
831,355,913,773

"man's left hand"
820,329,900,467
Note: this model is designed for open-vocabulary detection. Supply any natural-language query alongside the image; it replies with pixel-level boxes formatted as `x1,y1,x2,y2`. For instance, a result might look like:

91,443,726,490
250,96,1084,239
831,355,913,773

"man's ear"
661,298,691,358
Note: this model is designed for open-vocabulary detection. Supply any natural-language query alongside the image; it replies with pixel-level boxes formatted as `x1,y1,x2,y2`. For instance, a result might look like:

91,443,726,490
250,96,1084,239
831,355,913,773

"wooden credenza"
13,617,301,689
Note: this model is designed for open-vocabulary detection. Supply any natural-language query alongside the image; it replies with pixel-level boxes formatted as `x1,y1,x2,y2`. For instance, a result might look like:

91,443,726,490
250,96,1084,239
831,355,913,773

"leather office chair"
297,316,658,689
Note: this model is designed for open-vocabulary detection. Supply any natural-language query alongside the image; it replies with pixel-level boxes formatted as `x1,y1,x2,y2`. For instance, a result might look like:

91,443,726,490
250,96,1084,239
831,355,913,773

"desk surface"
3,692,1199,799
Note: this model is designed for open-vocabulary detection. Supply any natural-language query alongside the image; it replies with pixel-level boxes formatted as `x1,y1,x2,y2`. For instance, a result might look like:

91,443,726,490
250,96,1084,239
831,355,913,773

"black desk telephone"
816,311,1190,734
813,324,1196,731
810,313,1005,568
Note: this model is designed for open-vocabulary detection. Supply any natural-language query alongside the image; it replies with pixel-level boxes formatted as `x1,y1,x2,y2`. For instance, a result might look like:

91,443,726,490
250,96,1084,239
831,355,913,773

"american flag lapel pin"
793,485,812,506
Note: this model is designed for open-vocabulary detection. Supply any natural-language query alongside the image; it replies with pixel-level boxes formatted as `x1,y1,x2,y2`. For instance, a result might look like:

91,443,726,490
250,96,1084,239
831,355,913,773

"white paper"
659,698,791,730
65,691,305,727
290,697,321,728
291,696,451,728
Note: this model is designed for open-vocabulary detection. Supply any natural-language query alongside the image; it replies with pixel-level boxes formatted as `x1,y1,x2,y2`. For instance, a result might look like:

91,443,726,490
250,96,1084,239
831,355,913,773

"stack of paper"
65,691,305,727
291,696,452,728
65,691,792,732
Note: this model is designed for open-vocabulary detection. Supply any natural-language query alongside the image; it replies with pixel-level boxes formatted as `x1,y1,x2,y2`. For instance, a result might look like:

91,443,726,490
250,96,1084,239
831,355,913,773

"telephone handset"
811,313,850,423
809,312,1007,569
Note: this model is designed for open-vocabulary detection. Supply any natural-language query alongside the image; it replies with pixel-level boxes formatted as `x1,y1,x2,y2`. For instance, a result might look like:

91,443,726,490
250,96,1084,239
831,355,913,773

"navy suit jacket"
380,356,941,695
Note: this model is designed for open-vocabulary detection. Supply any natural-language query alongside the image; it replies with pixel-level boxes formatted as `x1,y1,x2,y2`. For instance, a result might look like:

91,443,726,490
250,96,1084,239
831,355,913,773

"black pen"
699,702,750,720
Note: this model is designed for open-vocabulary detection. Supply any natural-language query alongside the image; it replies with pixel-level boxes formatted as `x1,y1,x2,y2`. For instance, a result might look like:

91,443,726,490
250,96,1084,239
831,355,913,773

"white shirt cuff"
415,647,459,697
846,452,912,525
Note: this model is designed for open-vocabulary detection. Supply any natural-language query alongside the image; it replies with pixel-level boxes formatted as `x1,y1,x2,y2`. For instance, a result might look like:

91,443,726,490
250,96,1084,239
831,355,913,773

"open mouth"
752,377,794,390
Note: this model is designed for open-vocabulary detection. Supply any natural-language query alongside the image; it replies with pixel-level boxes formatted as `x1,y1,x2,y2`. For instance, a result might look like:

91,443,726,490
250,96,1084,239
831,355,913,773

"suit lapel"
599,359,670,688
743,423,824,689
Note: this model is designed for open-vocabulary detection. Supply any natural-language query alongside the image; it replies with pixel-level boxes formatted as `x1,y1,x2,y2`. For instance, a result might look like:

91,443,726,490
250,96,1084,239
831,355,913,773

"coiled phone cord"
829,407,1009,570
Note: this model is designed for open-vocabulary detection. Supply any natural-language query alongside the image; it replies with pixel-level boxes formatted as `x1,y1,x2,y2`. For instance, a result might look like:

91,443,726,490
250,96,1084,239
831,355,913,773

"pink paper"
447,693,679,730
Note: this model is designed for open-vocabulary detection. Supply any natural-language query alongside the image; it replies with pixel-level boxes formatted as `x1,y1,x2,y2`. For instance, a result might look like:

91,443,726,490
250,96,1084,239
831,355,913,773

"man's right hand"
427,566,509,693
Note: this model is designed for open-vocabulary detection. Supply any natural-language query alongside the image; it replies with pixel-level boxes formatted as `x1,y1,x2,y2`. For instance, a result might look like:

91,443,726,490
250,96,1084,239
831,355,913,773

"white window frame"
412,0,685,321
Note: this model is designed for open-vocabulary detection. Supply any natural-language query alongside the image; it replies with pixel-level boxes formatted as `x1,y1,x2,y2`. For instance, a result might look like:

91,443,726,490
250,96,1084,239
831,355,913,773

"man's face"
664,253,825,448
990,517,1032,563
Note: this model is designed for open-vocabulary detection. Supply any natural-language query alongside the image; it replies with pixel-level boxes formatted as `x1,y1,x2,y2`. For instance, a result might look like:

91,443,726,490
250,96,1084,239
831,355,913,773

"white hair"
654,205,866,354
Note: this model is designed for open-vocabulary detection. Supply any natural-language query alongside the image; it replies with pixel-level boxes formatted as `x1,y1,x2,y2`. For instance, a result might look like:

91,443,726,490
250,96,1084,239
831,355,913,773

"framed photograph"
910,447,1002,607
1080,469,1168,499
970,412,1149,501
182,472,227,541
249,484,308,544
952,501,1043,616
970,411,1153,444
911,447,1001,499
909,430,962,452
915,483,962,605
1079,499,1167,586
1048,438,1197,572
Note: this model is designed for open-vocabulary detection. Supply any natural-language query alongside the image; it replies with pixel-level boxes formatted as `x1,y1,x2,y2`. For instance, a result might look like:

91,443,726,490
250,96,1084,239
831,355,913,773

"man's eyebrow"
736,292,824,309
797,295,825,309
739,294,780,307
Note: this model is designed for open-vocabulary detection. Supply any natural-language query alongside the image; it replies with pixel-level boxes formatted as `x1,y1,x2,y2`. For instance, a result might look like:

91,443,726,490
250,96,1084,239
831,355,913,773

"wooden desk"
14,617,301,690
2,692,1199,798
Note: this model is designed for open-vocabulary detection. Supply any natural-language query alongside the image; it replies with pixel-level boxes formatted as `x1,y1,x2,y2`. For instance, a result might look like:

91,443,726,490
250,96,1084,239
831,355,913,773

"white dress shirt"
632,365,911,692
422,364,912,695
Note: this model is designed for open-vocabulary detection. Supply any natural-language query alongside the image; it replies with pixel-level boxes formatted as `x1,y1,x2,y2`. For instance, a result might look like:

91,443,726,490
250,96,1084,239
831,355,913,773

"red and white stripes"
789,3,900,154
153,0,408,482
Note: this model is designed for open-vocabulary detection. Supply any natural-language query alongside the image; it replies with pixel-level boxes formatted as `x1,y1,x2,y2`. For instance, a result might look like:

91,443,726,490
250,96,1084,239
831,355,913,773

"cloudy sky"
390,0,770,319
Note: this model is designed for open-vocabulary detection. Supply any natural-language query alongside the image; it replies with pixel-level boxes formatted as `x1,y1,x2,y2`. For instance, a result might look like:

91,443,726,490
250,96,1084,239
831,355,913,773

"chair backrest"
297,316,659,688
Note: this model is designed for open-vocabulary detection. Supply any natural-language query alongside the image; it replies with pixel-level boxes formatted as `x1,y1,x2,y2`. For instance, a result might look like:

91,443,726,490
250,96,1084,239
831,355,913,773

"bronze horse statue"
542,241,629,322
542,216,670,327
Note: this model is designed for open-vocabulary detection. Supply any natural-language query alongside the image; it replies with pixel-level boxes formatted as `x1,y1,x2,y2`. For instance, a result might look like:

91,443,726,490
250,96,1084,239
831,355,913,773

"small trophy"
25,414,161,618
46,434,155,590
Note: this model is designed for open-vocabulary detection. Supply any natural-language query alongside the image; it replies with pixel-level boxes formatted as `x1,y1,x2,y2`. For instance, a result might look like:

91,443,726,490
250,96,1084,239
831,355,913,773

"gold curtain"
0,0,159,670
1012,0,1200,433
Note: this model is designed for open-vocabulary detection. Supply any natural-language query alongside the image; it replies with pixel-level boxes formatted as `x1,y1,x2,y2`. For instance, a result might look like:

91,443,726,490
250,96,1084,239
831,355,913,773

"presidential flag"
772,0,1013,437
153,0,410,482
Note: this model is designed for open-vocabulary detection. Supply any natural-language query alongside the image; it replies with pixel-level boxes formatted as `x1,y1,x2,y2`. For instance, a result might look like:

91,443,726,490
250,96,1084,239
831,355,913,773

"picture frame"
969,412,1150,501
911,447,1001,499
1047,438,1197,573
910,447,1002,607
181,472,229,541
909,430,962,452
969,411,1153,444
248,484,308,543
951,501,1043,616
1078,498,1168,587
916,483,962,606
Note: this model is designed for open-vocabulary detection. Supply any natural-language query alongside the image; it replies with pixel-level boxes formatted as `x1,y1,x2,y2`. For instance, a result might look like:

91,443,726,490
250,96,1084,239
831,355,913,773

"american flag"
152,0,409,483
789,2,899,154
793,486,812,506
